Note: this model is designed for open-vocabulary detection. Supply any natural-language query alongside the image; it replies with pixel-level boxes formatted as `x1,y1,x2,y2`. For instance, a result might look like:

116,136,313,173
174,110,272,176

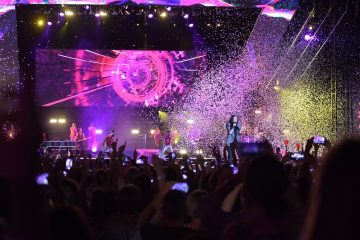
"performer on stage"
153,127,161,147
69,123,78,141
160,130,174,159
88,123,97,149
103,130,115,152
76,128,87,151
226,115,242,166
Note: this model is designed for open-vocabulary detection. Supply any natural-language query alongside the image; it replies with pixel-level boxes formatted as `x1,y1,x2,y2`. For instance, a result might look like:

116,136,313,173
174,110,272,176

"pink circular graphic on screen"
111,51,177,106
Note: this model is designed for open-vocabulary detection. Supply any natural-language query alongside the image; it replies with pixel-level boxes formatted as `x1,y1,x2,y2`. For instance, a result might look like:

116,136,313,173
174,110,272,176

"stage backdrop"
36,49,205,108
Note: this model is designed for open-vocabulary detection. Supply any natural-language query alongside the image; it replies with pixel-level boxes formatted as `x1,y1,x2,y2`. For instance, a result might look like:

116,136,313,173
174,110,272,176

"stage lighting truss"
31,6,245,20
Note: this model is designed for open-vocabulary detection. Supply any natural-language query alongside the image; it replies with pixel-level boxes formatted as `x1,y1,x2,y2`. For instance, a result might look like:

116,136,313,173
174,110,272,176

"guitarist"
76,128,87,151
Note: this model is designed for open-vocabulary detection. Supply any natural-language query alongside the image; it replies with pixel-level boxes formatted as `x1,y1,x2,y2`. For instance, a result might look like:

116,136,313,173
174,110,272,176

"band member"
88,123,97,149
226,115,242,166
76,128,87,151
103,130,115,152
70,123,78,141
153,127,161,147
160,130,174,159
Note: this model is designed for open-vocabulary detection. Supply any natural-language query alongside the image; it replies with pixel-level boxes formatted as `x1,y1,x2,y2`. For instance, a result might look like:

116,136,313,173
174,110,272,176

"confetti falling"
166,44,268,148
279,80,333,144
0,9,20,116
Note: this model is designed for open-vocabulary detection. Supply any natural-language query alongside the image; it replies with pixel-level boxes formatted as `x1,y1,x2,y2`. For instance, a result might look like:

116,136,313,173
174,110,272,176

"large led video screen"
36,49,205,107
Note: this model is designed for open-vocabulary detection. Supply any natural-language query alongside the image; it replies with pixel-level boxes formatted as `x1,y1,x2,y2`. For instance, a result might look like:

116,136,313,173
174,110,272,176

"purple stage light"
304,34,313,41
85,5,90,10
91,147,97,153
183,14,189,19
59,12,65,17
47,21,52,26
188,23,194,28
148,13,154,18
95,129,103,134
95,13,100,18
166,7,171,11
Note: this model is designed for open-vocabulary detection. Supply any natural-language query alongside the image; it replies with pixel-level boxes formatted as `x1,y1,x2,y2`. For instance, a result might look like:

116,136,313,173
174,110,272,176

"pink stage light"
95,129,103,134
91,147,97,152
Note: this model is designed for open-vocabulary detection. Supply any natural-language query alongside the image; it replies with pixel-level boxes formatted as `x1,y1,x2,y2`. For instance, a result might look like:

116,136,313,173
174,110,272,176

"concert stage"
5,1,357,157
17,4,263,155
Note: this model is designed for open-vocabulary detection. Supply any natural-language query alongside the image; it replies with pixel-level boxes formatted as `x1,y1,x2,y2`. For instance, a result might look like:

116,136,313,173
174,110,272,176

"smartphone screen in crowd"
290,152,305,161
136,159,144,165
36,173,49,185
314,136,325,144
171,182,189,193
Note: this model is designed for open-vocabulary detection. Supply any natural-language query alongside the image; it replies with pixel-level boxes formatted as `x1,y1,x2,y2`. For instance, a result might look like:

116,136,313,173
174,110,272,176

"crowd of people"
1,136,360,240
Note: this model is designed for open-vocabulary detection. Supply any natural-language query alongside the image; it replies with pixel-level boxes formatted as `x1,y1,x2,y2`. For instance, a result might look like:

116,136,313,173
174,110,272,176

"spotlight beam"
264,9,315,90
176,55,206,63
298,8,347,81
42,82,113,107
282,8,331,86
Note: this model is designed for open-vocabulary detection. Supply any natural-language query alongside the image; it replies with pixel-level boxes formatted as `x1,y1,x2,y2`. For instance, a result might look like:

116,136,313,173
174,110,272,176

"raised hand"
111,138,118,153
117,141,126,155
